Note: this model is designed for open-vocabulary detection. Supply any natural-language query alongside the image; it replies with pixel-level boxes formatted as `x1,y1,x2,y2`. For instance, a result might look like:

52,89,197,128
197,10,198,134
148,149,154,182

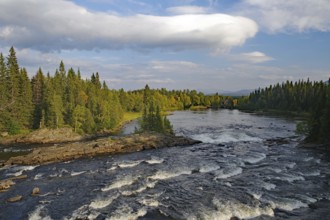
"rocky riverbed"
4,132,200,166
0,132,200,196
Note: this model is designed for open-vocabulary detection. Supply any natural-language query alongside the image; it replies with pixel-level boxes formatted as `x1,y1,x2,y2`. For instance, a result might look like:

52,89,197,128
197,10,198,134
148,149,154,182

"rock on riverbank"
5,133,201,166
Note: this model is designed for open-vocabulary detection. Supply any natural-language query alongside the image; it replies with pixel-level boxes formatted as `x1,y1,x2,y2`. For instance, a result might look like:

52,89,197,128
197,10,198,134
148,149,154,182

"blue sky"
0,0,329,92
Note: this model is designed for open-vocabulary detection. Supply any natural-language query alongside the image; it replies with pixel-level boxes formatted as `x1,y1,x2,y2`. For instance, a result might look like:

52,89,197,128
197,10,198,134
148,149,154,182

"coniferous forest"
1,47,329,145
239,80,330,144
0,47,235,135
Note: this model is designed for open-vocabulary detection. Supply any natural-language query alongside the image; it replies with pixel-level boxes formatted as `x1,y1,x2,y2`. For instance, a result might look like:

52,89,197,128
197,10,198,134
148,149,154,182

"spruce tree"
18,68,33,129
0,53,8,131
5,47,22,133
31,68,45,129
0,53,7,106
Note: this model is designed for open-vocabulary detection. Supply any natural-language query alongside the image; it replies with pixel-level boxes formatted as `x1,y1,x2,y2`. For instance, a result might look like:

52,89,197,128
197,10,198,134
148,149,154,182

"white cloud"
150,60,199,72
232,51,274,63
166,6,209,15
0,0,258,53
239,0,330,33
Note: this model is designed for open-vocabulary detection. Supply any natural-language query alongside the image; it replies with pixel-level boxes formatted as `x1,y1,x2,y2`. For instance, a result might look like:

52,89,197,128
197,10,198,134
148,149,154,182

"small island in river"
3,130,201,166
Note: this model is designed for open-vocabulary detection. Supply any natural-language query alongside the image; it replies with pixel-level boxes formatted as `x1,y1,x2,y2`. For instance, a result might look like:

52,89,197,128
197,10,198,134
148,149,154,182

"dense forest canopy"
239,80,330,144
0,47,235,135
1,47,329,145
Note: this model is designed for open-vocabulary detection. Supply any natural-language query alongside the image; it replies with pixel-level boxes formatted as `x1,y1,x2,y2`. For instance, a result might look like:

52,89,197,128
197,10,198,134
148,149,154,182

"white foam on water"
108,166,118,171
267,197,308,211
199,164,220,173
214,133,238,143
268,167,282,173
101,175,138,192
192,133,237,144
148,169,192,181
146,180,158,188
248,191,263,200
261,181,276,190
303,170,321,177
243,153,266,164
145,157,164,164
285,162,296,169
295,194,317,204
49,173,58,178
138,198,159,207
39,192,56,197
121,185,147,196
192,132,262,144
237,133,263,142
106,206,147,220
89,194,119,209
49,168,70,178
117,160,143,168
71,171,86,176
66,205,100,220
28,205,52,220
34,173,44,180
59,168,70,177
303,157,314,162
191,198,274,220
214,167,243,180
6,165,38,177
275,174,305,183
224,182,232,187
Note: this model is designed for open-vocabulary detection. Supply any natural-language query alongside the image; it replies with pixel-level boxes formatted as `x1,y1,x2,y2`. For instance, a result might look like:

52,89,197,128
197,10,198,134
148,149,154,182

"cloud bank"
240,0,330,33
0,0,258,52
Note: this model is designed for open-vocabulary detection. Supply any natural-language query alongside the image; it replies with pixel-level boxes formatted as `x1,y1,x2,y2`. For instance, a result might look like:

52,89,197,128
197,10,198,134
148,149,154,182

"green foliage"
241,79,330,144
0,47,238,136
5,118,21,135
139,85,174,134
296,121,309,135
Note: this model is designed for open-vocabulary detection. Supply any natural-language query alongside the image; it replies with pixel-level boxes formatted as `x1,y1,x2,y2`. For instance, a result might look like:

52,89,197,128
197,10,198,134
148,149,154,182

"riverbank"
4,132,201,166
239,108,310,119
0,112,142,146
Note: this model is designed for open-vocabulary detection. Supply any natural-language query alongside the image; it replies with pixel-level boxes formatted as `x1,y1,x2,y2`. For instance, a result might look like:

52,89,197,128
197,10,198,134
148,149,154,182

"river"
1,109,330,219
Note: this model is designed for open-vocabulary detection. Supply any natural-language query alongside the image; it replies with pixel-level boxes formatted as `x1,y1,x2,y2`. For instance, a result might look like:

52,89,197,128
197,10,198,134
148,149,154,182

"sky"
0,0,329,93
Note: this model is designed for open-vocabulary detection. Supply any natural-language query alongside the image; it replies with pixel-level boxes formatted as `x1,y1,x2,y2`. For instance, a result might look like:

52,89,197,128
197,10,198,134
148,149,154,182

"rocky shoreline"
4,132,201,166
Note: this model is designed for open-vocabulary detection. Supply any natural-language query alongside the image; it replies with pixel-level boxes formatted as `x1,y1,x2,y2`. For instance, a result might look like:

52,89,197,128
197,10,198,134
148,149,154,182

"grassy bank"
122,112,142,122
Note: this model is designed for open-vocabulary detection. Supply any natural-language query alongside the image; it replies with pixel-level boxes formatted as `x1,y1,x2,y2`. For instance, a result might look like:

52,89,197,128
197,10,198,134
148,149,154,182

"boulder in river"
7,195,22,203
0,179,15,192
32,187,40,196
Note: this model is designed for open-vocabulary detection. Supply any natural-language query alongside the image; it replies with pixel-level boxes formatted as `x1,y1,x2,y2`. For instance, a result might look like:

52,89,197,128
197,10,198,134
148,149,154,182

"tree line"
0,47,235,135
239,79,330,144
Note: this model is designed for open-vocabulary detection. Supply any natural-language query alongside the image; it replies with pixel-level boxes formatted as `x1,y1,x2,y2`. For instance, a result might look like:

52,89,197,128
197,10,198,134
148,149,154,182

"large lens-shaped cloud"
0,0,258,52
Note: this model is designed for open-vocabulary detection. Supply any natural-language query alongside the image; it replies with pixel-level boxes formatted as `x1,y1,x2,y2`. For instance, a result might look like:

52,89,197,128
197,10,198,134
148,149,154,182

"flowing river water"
1,109,330,219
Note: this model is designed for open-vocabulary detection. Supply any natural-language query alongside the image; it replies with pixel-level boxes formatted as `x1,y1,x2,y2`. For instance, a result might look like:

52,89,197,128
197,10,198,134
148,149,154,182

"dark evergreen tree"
17,68,33,128
31,68,45,129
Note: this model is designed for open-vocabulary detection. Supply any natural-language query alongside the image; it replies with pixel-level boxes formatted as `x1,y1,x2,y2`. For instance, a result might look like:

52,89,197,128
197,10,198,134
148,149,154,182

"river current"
1,109,330,219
